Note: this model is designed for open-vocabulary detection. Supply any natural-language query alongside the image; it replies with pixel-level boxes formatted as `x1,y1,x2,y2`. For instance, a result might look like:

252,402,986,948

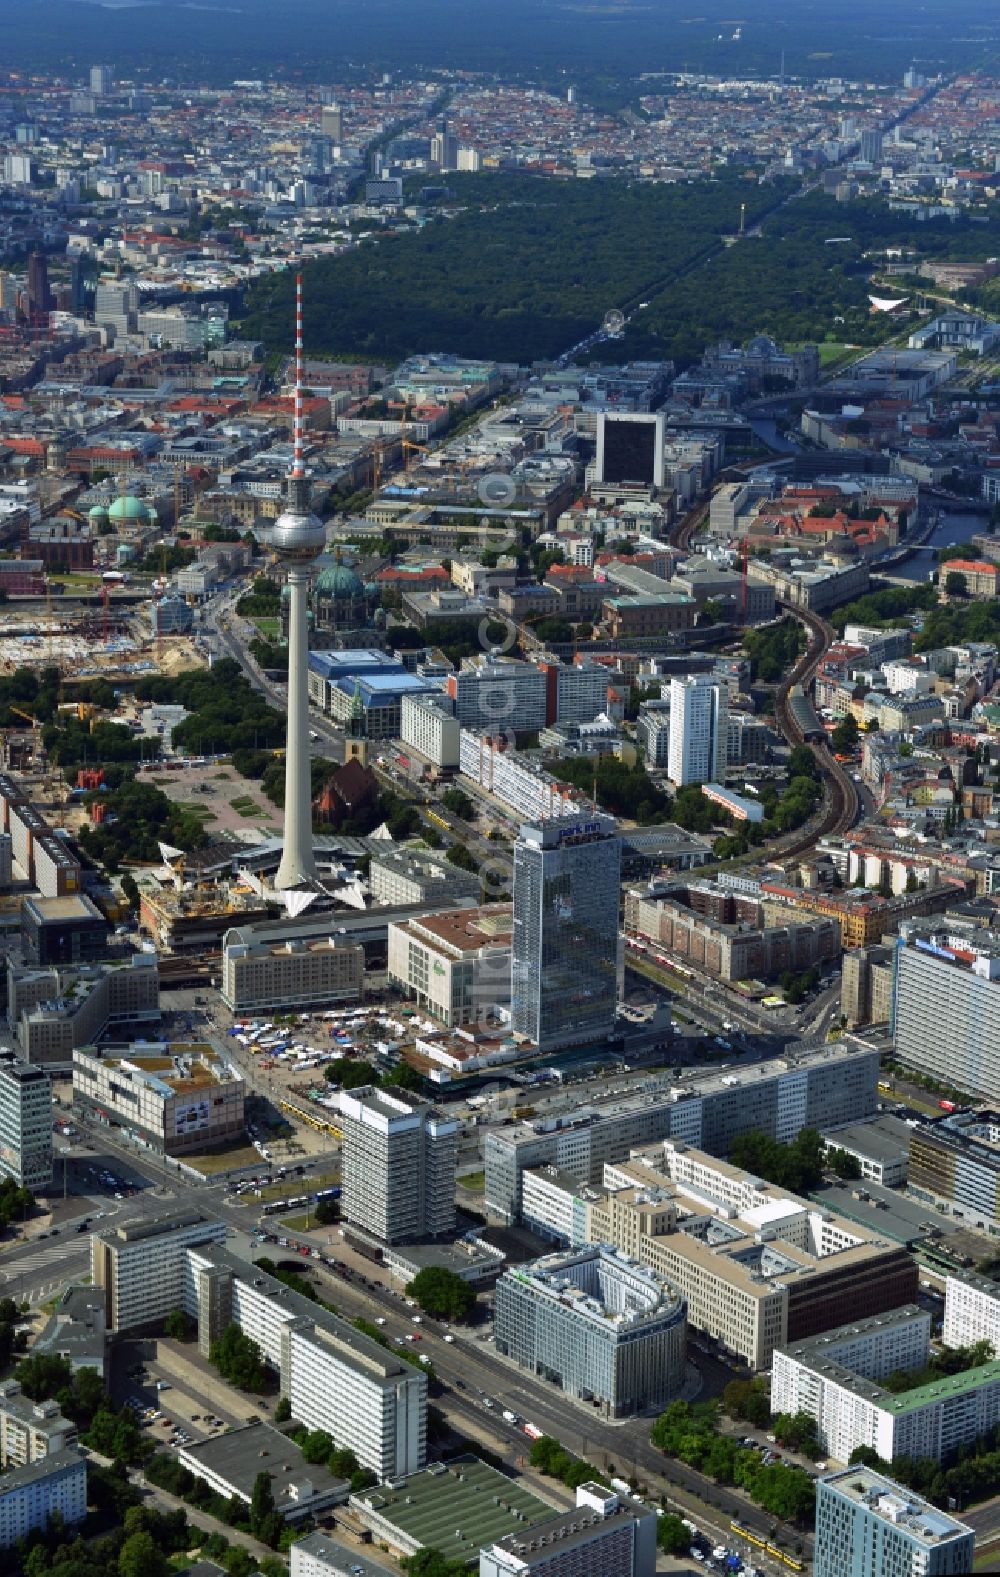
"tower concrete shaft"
274,564,316,890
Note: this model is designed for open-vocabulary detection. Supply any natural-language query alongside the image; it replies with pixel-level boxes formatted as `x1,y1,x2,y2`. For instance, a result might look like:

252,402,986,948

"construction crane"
7,704,43,765
403,439,429,474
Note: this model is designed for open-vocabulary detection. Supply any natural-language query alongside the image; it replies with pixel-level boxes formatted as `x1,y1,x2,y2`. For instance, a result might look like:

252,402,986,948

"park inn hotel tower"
511,814,622,1052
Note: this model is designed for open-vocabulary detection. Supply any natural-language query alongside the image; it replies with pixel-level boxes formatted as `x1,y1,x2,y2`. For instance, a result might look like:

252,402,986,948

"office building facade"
338,1088,457,1244
20,894,109,967
523,1144,917,1373
387,906,512,1028
368,848,480,908
908,1112,1000,1233
8,954,160,1068
668,675,728,786
595,413,666,490
220,931,365,1014
481,1483,657,1577
0,1053,52,1190
494,1246,686,1418
815,1468,973,1577
511,814,621,1052
73,1043,246,1157
447,657,548,736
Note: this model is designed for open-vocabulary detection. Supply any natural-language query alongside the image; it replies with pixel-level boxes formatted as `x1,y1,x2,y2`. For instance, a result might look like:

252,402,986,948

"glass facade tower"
512,814,621,1051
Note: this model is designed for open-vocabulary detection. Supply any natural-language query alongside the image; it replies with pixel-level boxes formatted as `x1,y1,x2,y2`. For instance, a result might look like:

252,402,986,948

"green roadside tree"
405,1266,476,1322
119,1530,169,1577
657,1512,691,1554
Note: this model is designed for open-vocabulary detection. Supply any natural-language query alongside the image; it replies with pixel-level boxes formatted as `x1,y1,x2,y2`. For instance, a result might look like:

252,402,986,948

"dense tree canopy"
729,1127,826,1193
554,754,671,824
651,1400,816,1524
208,1323,268,1392
405,1266,476,1322
77,777,209,868
240,171,782,365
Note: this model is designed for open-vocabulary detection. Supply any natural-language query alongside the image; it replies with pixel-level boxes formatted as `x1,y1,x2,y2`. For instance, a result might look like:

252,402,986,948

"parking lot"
111,1335,272,1450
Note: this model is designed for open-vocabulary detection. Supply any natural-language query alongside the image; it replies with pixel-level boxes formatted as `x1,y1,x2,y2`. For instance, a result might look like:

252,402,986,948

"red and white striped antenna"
292,270,304,480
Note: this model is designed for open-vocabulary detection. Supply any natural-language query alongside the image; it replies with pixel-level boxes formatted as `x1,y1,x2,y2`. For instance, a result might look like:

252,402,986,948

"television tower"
270,272,325,891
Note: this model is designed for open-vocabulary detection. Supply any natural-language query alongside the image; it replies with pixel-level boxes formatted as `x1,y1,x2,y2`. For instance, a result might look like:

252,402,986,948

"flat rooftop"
75,1041,239,1098
23,894,105,923
178,1422,348,1513
822,1466,973,1546
402,905,513,953
821,1114,913,1167
351,1455,555,1565
287,1531,396,1577
495,1040,873,1149
815,1179,963,1248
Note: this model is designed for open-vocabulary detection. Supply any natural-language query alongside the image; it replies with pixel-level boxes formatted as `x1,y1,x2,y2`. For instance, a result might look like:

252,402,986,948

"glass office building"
511,814,621,1051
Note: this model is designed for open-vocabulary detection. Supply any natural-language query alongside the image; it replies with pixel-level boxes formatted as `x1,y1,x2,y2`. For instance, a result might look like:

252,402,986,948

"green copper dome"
88,502,109,521
315,562,363,598
108,494,155,524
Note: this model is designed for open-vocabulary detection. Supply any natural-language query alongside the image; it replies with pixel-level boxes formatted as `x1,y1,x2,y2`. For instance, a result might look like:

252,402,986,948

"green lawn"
230,795,263,817
255,1168,341,1204
458,1170,485,1192
184,1140,263,1176
252,616,281,638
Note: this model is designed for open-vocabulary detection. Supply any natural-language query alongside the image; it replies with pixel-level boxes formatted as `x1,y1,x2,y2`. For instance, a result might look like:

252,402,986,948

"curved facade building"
494,1244,686,1418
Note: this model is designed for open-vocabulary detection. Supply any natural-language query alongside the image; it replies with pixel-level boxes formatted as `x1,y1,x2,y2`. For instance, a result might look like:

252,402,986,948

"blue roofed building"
307,650,445,738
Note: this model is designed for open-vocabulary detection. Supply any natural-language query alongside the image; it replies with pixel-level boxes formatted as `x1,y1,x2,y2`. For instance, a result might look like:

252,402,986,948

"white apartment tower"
667,674,728,786
338,1088,458,1245
0,1053,52,1190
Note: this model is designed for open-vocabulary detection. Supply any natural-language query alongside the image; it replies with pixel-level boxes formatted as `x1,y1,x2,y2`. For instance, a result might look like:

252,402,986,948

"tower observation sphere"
270,271,325,892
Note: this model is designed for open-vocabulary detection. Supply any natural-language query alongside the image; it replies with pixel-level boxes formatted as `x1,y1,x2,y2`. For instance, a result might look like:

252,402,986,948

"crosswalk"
0,1240,90,1283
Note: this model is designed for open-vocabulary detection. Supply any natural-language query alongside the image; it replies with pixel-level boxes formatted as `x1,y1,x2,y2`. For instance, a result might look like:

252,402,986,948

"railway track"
773,603,860,857
668,498,859,861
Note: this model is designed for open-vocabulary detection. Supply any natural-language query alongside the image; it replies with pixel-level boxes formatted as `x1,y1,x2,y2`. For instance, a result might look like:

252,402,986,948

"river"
892,510,991,584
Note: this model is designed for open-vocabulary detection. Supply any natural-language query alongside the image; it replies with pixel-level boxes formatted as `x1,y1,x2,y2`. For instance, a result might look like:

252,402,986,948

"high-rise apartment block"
667,674,728,786
338,1088,457,1245
773,1305,1000,1464
486,1040,879,1223
92,1211,427,1481
511,814,621,1052
0,1382,76,1468
892,924,1000,1099
815,1468,973,1577
0,1053,52,1190
89,65,114,96
860,128,884,164
944,1273,1000,1352
0,1449,87,1549
320,103,343,141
